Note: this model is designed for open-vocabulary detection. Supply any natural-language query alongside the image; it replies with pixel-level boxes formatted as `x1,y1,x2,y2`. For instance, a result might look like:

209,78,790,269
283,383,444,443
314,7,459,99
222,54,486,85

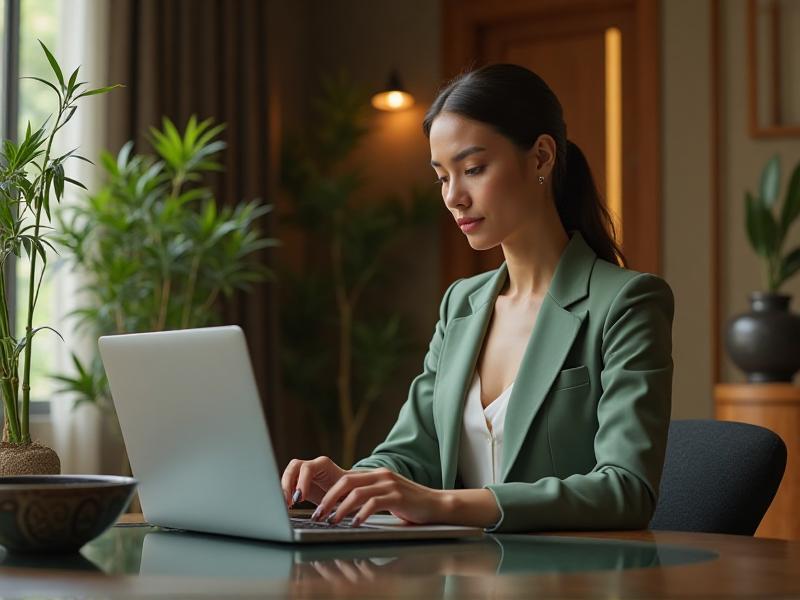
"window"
18,0,60,405
2,0,61,407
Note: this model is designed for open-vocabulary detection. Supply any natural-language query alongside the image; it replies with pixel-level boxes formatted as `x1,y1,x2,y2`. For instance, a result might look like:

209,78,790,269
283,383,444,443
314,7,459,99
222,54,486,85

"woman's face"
429,112,546,251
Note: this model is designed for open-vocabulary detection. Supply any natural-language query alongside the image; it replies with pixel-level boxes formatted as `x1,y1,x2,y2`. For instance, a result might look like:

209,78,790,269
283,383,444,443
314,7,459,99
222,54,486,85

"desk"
0,514,798,598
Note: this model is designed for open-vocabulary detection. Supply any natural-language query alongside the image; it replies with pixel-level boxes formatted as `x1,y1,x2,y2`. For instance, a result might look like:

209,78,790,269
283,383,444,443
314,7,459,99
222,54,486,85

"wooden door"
440,0,661,283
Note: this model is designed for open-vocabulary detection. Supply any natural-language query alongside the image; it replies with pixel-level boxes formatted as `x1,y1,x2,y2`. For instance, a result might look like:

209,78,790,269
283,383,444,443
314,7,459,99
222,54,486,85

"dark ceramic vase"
725,292,800,382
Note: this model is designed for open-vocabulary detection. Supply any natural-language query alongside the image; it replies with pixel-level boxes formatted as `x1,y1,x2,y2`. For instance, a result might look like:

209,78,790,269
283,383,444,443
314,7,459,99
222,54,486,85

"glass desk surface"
3,524,800,599
0,523,717,580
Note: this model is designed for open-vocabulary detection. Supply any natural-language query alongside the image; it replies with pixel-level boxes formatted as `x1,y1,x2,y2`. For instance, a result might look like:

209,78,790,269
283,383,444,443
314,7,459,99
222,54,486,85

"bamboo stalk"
21,104,65,444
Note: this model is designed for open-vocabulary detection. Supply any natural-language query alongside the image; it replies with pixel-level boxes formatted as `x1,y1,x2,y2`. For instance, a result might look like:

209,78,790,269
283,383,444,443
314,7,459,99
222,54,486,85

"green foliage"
745,156,800,291
0,42,120,444
280,72,437,465
54,115,277,412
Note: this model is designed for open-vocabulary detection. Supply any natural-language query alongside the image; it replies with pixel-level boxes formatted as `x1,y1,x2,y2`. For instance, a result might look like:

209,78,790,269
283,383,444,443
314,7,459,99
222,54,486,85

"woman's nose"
443,179,470,210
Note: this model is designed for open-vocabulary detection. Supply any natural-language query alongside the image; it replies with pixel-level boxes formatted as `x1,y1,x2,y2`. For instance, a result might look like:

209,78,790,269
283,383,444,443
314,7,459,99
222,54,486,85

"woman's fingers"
313,470,387,521
280,458,303,506
296,456,342,504
327,482,395,525
303,481,327,506
352,494,398,526
281,456,345,508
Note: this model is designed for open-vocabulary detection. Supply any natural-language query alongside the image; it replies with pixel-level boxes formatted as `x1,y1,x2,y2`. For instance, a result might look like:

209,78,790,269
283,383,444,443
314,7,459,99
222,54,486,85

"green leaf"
780,162,800,233
67,66,80,93
780,247,800,285
746,192,778,258
14,326,64,359
74,84,124,100
38,40,65,89
53,162,65,202
64,176,87,190
760,155,781,208
19,76,62,105
117,140,134,171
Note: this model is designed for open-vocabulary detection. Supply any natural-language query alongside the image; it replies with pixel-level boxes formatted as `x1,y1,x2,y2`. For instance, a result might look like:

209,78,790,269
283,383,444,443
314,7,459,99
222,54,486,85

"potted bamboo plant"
0,42,118,474
726,155,800,382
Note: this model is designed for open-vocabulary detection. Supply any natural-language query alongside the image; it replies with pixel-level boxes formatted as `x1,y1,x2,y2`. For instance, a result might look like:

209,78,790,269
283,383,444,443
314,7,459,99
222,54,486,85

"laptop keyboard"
290,517,378,530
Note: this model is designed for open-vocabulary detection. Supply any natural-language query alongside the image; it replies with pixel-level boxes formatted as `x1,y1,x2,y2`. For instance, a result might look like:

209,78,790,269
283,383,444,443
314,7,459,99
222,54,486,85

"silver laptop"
98,326,483,543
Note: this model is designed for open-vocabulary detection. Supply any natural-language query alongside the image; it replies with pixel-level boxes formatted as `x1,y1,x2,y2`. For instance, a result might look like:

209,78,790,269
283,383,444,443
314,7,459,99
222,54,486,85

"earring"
538,176,545,185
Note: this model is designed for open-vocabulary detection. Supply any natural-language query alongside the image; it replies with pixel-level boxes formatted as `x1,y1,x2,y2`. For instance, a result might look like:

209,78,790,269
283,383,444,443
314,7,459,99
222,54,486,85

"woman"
281,64,674,533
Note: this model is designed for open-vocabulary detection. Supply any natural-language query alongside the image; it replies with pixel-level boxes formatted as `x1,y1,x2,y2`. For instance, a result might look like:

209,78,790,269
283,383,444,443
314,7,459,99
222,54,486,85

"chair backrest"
649,419,787,535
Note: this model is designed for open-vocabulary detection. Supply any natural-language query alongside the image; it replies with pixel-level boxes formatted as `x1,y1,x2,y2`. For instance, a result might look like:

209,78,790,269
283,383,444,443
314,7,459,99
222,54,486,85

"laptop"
98,325,483,543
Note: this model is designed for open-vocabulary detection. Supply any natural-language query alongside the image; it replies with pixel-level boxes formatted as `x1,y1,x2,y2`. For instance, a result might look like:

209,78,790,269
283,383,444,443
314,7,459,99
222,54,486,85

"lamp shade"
371,69,415,111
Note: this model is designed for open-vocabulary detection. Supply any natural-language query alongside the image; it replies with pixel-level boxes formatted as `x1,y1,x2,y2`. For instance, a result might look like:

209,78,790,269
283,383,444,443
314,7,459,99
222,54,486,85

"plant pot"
725,292,800,382
0,442,61,476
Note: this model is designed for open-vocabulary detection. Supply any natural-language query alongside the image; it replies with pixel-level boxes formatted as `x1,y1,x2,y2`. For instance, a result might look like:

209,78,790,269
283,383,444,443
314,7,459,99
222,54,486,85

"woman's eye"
465,165,485,176
434,175,449,185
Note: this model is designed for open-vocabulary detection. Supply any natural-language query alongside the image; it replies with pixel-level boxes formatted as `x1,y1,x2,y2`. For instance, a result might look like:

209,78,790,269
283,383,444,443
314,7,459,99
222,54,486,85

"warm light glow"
371,90,415,111
605,27,623,243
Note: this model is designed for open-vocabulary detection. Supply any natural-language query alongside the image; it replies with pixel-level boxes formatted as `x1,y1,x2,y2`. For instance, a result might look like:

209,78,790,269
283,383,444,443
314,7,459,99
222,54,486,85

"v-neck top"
458,371,514,488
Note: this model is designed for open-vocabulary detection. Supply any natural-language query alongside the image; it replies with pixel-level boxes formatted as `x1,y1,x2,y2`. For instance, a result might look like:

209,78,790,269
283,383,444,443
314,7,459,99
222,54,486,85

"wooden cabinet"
715,384,800,540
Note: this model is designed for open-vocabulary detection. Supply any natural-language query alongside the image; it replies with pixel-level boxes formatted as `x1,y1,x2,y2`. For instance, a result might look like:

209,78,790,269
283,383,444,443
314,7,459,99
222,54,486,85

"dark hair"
423,64,625,267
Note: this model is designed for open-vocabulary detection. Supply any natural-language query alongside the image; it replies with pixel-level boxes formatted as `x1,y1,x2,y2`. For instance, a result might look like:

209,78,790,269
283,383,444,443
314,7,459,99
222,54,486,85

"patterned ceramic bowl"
0,475,137,553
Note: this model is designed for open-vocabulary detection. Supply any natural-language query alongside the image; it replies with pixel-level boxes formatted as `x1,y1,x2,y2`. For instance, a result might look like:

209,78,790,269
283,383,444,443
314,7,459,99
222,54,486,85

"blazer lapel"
499,301,586,481
435,266,507,489
500,232,597,481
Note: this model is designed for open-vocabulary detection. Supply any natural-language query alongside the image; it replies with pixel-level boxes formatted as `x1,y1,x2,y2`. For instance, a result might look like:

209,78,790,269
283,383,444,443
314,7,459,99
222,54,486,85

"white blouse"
458,371,514,488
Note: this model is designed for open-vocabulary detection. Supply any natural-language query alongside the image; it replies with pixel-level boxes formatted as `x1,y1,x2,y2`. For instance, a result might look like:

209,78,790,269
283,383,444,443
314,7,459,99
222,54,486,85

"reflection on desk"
135,529,715,580
2,524,799,599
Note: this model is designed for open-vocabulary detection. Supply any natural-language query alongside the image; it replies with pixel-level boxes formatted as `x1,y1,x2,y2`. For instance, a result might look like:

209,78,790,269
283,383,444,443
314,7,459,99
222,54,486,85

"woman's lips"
457,217,483,233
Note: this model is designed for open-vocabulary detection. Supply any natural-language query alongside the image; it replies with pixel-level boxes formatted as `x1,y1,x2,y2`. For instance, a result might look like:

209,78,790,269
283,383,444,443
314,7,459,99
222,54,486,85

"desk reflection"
135,527,715,588
0,526,720,598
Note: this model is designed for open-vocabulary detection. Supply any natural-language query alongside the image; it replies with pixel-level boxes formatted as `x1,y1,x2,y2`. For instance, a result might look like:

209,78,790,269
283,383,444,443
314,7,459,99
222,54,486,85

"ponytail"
553,140,626,267
423,64,626,267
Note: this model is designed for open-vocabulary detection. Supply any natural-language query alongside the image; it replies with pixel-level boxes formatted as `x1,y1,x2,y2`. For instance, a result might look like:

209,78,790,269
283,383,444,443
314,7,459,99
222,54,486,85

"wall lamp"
371,69,415,111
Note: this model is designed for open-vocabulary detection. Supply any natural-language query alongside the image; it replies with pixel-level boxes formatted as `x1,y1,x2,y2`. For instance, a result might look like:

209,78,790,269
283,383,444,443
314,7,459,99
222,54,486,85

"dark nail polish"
351,516,361,528
325,510,337,524
291,489,302,505
311,508,322,521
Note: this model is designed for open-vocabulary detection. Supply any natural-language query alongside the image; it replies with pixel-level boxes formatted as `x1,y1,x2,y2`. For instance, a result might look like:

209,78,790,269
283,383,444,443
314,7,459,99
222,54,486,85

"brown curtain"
105,0,285,461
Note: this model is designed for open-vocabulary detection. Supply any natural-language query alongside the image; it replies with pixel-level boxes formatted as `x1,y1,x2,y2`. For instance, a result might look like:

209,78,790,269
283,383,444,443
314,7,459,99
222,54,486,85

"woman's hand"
281,456,347,507
311,467,446,526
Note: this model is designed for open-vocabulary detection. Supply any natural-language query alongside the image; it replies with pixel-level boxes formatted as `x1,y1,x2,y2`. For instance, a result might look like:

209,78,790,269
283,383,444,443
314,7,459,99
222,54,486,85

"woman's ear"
532,134,557,176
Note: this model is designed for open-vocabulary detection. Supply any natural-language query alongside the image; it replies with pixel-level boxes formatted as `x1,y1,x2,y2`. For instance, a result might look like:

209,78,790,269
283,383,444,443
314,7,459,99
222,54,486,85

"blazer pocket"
552,365,590,391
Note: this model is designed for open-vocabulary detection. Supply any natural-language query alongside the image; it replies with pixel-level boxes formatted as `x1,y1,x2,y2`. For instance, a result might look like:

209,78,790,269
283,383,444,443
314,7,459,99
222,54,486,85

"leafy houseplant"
744,156,800,291
53,115,276,467
727,156,800,382
280,74,436,467
0,42,118,474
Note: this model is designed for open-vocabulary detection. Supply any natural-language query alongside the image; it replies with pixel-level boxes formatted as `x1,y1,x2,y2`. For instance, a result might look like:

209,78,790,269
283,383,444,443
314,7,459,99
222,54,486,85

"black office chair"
649,419,787,535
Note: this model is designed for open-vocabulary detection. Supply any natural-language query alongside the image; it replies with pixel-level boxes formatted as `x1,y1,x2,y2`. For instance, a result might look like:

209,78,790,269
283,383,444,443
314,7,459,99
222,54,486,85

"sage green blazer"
353,232,674,533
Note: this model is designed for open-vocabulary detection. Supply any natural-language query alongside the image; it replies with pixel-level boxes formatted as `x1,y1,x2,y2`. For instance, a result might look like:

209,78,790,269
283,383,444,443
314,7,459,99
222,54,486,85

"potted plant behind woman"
52,114,276,478
726,156,800,382
0,42,118,474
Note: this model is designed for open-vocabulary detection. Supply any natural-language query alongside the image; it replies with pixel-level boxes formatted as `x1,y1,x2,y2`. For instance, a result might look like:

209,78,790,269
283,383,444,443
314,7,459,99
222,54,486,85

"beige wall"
662,0,714,418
